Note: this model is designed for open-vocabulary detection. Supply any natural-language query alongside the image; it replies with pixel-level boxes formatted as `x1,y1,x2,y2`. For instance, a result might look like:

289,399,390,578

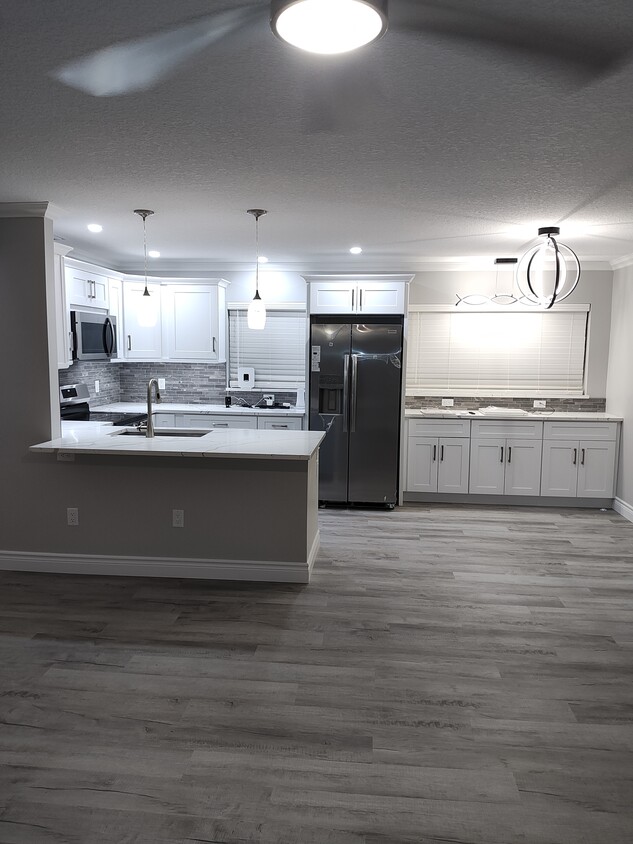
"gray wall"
606,265,633,509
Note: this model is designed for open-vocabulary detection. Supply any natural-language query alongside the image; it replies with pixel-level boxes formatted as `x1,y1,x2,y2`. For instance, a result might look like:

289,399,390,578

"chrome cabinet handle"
272,424,288,429
342,354,350,433
573,448,577,465
433,444,437,462
213,422,229,428
127,335,132,351
500,446,504,463
508,446,512,463
581,448,585,465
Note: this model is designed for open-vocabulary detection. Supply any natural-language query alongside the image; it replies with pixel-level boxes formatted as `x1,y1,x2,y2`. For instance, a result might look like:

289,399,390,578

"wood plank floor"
1,504,632,844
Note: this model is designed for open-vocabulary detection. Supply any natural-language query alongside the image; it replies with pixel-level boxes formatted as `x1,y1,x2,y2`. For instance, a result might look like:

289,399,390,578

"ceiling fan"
52,0,628,100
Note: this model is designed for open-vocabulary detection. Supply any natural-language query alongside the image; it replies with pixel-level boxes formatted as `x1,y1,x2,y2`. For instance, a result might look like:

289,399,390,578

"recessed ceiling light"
258,256,269,264
87,223,102,233
271,0,387,55
148,250,160,258
350,246,362,254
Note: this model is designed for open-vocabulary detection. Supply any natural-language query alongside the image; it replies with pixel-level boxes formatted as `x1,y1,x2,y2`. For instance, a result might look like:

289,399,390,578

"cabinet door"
123,282,162,359
357,281,405,314
257,416,303,430
438,438,470,494
504,439,542,496
162,284,222,361
469,438,505,494
179,414,257,430
66,266,109,309
406,437,439,492
153,412,176,428
107,278,123,360
577,440,616,497
309,282,355,314
54,246,73,368
541,440,578,496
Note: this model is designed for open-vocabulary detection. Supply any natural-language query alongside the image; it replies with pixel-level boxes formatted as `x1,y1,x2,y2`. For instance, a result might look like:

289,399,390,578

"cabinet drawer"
257,416,303,430
543,421,618,441
408,418,471,437
471,419,543,440
178,413,257,430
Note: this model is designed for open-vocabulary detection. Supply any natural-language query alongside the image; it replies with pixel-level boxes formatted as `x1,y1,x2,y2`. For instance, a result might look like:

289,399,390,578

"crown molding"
610,252,633,270
0,201,51,218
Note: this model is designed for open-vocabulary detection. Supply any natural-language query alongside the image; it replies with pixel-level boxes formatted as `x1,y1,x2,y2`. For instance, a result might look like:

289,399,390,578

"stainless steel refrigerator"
309,318,403,506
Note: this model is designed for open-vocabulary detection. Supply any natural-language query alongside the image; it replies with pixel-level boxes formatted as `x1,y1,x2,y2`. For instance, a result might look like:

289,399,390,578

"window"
406,306,589,396
228,307,307,390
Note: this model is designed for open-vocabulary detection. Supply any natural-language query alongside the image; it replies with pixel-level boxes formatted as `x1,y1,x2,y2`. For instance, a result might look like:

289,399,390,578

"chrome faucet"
146,378,161,437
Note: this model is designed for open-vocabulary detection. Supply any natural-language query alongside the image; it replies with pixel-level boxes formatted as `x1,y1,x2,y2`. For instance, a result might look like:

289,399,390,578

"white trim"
613,497,633,524
611,253,633,270
0,201,50,218
409,303,591,314
0,546,318,584
228,301,305,311
303,273,414,283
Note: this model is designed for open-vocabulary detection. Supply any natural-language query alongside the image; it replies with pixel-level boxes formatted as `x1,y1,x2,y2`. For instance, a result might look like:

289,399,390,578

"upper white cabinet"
305,275,411,315
53,243,73,369
107,277,123,360
122,281,162,359
161,282,227,362
65,264,109,310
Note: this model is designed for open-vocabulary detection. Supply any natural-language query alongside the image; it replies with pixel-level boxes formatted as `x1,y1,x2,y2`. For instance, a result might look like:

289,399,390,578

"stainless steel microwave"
71,310,117,361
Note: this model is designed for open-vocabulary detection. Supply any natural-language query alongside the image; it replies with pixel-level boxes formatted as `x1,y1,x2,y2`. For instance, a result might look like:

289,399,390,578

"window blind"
406,308,588,395
228,309,307,389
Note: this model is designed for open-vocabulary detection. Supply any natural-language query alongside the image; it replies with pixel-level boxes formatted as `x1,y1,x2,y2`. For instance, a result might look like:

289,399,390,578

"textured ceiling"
2,0,633,272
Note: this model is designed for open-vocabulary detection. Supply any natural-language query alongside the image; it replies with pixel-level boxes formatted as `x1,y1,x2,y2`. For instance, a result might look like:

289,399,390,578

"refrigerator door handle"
350,354,359,433
342,354,350,433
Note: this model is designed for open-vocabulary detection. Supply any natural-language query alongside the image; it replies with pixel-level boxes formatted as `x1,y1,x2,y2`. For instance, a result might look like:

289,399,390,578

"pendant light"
246,209,267,330
270,0,388,54
516,226,581,309
133,209,157,328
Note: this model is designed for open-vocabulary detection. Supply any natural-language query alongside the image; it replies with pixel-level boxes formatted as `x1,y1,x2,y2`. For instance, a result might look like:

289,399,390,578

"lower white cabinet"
541,439,617,497
153,412,177,427
407,437,470,493
257,416,303,431
469,438,543,496
177,413,257,430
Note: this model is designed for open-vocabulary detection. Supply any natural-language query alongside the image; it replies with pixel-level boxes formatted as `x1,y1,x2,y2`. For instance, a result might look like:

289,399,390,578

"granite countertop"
404,409,623,422
95,402,305,417
31,427,325,461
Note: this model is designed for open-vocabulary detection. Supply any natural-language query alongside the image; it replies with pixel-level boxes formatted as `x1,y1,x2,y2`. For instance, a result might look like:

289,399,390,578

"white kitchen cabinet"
307,277,408,315
107,277,123,360
53,242,73,368
153,412,177,427
540,421,618,498
405,419,471,493
161,282,227,362
66,265,109,310
468,420,543,496
177,413,257,430
122,281,162,359
257,416,303,431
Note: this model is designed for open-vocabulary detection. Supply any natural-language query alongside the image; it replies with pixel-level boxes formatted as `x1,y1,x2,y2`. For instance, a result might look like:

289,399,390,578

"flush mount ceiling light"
87,223,103,233
350,246,363,255
270,0,387,54
133,209,158,328
516,226,581,309
247,209,268,330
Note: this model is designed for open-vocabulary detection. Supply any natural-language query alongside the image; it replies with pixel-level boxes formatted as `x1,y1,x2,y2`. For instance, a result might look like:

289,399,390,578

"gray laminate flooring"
1,504,633,844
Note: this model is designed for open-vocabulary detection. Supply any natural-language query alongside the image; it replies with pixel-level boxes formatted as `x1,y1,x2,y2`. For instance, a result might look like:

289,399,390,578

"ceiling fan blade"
52,4,266,96
391,0,628,78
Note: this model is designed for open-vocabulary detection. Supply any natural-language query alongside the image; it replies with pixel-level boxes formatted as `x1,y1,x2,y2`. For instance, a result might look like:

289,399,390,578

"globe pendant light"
270,0,388,54
133,209,157,328
247,209,267,331
516,226,581,309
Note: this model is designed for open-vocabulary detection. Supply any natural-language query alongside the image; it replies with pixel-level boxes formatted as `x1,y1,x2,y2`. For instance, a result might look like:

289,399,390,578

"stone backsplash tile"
118,363,227,403
405,396,607,412
58,360,121,405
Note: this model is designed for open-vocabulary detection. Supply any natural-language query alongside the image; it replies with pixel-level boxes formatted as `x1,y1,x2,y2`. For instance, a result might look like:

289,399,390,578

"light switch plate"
158,378,166,390
533,399,546,408
441,398,454,407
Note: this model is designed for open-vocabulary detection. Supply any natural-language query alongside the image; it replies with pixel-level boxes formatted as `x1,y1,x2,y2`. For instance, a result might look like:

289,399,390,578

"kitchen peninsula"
28,427,324,583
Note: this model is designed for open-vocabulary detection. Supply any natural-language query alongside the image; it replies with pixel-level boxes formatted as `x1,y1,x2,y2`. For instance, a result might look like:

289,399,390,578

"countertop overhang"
96,402,305,417
31,427,325,461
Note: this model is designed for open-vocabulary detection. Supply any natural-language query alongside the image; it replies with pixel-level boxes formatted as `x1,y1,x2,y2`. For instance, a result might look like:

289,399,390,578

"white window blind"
229,308,306,389
406,308,589,395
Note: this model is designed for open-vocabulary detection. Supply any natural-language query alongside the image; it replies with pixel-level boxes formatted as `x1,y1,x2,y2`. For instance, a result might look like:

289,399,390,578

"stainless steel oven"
71,310,117,360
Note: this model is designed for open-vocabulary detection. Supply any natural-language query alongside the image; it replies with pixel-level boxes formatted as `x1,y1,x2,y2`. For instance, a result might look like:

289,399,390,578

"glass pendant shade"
247,292,267,330
270,0,387,54
516,227,580,309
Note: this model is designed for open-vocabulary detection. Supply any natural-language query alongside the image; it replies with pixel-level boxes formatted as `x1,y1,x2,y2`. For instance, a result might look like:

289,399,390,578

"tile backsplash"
118,363,226,403
405,396,607,412
59,360,121,405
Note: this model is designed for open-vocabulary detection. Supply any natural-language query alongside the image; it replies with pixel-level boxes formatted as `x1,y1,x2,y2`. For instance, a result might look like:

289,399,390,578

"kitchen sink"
113,429,211,437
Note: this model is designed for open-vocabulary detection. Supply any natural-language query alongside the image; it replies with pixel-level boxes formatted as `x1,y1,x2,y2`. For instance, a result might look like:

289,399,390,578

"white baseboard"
0,544,319,584
613,497,633,524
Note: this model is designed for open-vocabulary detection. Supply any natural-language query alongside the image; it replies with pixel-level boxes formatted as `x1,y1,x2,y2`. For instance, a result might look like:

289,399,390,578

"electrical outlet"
67,507,79,526
441,398,454,407
158,378,166,390
533,400,547,408
172,509,184,528
94,379,100,393
57,452,75,462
